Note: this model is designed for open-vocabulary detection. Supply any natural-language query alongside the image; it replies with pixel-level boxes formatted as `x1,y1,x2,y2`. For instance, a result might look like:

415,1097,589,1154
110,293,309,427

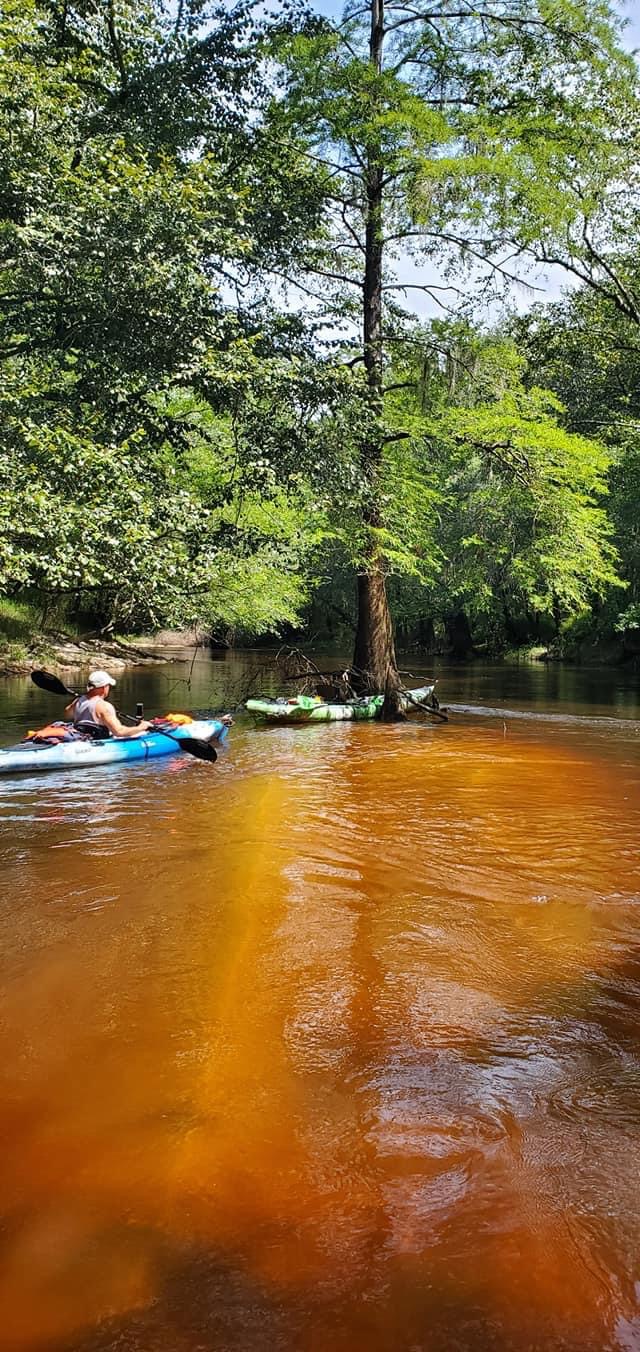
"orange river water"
0,653,639,1352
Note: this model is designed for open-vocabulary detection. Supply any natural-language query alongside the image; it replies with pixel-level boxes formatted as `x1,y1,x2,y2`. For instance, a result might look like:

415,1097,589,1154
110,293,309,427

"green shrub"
0,598,38,642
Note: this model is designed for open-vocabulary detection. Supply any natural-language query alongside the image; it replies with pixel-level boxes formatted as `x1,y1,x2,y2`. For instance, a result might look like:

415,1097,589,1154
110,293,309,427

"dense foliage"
0,0,328,637
1,0,639,660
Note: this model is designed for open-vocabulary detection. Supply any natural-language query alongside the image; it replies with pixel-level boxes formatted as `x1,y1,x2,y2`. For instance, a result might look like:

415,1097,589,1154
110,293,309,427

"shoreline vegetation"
0,600,171,675
2,621,638,681
2,0,640,702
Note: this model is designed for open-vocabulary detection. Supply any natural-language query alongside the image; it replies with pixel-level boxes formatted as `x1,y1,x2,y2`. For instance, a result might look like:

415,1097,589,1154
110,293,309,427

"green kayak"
246,684,436,725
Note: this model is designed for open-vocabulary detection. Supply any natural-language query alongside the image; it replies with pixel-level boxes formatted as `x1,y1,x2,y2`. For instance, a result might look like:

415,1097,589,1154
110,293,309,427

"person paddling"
65,670,152,738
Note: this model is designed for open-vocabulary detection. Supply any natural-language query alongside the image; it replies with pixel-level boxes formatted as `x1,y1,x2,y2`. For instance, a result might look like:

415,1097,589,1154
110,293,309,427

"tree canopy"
1,0,639,665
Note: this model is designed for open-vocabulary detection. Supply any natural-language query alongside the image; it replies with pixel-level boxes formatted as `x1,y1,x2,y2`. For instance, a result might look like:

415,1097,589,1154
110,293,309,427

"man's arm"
96,699,152,738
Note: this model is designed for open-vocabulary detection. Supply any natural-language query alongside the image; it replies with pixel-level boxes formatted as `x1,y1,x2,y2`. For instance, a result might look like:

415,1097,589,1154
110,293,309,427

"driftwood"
275,648,358,702
282,668,347,682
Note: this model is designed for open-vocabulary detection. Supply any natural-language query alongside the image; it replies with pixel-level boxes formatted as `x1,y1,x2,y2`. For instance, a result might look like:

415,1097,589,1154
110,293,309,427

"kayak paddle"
30,669,219,764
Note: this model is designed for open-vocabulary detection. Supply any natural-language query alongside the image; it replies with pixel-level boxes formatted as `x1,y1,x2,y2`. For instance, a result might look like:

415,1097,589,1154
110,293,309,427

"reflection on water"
0,653,639,1350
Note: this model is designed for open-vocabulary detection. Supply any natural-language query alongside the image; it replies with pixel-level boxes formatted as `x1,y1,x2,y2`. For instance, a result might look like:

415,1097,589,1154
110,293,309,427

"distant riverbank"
0,632,170,678
0,598,202,676
2,615,638,680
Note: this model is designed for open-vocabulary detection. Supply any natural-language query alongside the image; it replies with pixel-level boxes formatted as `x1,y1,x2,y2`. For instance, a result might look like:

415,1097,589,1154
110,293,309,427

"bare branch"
383,280,468,298
383,8,584,38
451,434,532,486
308,265,364,288
524,241,640,324
580,228,640,324
263,267,348,307
337,199,366,254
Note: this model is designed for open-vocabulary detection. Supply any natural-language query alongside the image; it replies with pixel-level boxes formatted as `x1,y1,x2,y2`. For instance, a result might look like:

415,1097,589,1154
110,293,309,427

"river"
0,652,639,1351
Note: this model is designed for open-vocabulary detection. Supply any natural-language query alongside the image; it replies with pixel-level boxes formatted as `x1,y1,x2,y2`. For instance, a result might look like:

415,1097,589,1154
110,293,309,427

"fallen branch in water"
275,648,358,701
282,668,345,682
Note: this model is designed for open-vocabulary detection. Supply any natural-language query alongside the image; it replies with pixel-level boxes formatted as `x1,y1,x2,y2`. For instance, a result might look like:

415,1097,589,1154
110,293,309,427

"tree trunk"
352,0,401,713
501,596,520,646
417,616,436,652
445,611,474,660
353,568,398,691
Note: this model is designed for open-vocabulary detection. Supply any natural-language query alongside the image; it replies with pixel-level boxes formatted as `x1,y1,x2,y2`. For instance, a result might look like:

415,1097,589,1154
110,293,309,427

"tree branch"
524,242,640,324
105,0,128,95
580,227,640,324
383,8,586,39
308,264,364,288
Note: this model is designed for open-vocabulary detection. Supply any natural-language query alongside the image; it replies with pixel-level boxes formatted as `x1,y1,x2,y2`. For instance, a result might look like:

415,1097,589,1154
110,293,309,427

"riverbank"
0,597,202,676
0,632,168,678
2,616,638,679
3,634,637,679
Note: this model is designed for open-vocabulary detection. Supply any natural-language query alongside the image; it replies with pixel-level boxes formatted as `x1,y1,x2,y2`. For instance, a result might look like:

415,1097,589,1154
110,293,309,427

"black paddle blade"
176,737,218,764
31,669,77,698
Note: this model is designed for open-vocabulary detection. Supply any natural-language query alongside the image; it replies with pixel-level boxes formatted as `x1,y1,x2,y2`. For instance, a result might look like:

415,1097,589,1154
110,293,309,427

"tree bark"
353,568,398,691
352,0,401,712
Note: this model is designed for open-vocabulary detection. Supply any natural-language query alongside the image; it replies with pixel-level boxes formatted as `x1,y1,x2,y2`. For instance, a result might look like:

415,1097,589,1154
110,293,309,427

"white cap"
87,669,117,689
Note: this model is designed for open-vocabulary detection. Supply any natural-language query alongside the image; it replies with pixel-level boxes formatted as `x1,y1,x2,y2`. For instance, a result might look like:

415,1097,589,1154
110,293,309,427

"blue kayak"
0,719,228,775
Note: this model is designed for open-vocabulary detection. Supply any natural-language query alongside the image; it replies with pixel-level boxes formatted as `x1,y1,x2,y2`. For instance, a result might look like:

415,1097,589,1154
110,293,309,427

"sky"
312,0,640,45
305,0,640,321
615,0,640,49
